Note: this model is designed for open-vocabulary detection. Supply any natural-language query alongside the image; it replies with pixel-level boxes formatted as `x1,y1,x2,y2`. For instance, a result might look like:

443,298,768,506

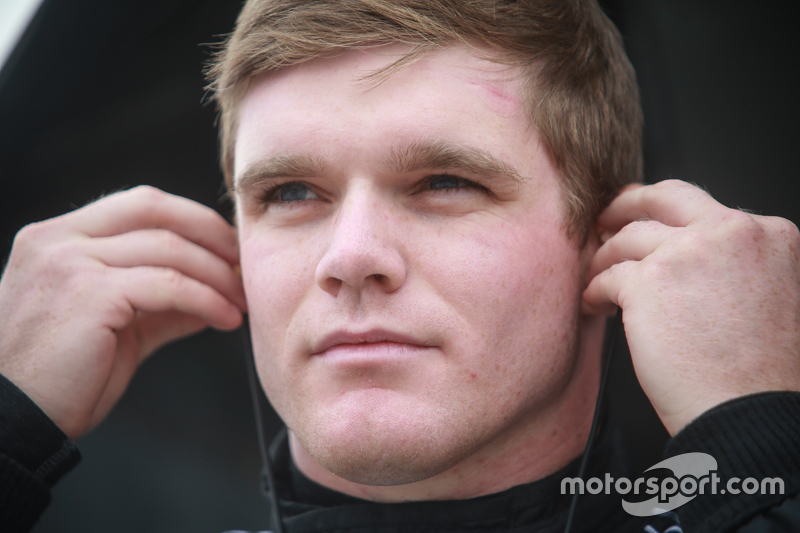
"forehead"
233,44,537,181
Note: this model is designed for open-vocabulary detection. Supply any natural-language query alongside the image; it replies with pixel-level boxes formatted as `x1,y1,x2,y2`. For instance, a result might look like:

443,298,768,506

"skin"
233,45,606,501
0,186,246,438
0,43,798,506
585,180,800,434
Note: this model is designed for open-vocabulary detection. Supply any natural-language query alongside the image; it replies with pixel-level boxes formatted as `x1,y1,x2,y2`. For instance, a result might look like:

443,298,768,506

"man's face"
234,45,595,486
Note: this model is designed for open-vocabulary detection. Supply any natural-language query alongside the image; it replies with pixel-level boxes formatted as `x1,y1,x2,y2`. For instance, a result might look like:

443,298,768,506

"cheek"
421,217,581,325
239,230,318,371
416,216,582,392
243,248,310,324
241,223,319,314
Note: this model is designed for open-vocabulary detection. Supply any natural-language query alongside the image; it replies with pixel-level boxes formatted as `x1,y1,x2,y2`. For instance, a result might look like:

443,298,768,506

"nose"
315,187,406,296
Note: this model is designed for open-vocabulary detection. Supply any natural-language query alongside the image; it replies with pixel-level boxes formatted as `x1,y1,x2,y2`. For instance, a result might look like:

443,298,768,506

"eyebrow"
386,140,524,185
234,140,523,193
235,154,327,193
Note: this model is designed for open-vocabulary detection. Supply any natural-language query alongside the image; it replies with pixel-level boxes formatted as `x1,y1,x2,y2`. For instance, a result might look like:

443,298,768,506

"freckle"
552,429,558,437
495,365,500,371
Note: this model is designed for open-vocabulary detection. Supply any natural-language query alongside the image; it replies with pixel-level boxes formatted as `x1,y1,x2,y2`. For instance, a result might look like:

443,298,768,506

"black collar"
261,424,669,533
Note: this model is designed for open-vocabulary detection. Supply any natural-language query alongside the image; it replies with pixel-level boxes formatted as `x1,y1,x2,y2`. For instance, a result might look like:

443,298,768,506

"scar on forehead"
469,79,521,115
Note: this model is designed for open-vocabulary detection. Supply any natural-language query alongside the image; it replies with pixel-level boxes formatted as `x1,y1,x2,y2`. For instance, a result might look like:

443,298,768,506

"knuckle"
725,208,757,225
11,223,84,276
639,258,664,285
643,180,679,209
787,221,800,250
130,184,161,197
161,267,185,289
622,219,657,236
606,259,632,278
604,220,649,257
762,216,800,263
652,178,690,193
128,185,166,208
11,228,36,259
771,217,800,243
721,210,763,242
650,179,708,202
154,229,183,254
14,220,52,248
654,178,683,189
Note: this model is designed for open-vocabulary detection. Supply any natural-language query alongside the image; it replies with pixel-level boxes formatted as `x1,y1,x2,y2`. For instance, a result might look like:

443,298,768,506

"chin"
293,391,484,486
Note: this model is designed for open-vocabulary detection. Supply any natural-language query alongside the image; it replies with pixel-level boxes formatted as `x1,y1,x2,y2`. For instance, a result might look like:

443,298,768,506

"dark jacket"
2,372,799,533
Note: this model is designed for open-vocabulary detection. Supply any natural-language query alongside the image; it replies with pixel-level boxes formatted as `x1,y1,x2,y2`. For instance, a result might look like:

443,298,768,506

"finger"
61,186,239,265
114,266,243,331
587,220,677,281
90,229,247,311
131,310,211,359
87,311,211,434
582,259,637,315
599,179,722,232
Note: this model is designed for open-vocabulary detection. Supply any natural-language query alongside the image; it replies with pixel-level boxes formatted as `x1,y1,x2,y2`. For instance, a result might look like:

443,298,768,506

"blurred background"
0,0,797,531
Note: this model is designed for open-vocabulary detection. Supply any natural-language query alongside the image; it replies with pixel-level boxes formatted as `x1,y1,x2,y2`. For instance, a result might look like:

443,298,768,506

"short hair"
207,0,643,243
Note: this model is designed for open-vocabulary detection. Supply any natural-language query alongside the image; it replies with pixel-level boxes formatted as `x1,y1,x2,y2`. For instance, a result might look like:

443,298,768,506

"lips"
311,329,434,357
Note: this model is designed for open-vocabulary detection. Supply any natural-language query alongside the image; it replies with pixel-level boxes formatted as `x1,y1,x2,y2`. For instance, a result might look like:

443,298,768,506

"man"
1,1,798,532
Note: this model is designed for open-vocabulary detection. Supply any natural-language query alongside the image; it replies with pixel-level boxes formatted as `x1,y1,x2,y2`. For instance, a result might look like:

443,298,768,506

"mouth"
311,329,436,362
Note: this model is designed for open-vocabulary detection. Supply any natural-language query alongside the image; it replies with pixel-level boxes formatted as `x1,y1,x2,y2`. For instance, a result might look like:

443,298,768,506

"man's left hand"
583,179,800,435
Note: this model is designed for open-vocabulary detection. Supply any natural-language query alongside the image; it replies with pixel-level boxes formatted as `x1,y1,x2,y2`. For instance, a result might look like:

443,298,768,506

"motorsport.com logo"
561,453,784,516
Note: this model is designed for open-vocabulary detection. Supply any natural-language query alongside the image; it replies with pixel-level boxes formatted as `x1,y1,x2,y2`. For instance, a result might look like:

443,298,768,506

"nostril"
319,276,342,297
372,274,386,283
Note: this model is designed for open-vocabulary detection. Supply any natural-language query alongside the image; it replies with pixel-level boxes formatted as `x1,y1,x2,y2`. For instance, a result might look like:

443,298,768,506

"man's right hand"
0,186,246,439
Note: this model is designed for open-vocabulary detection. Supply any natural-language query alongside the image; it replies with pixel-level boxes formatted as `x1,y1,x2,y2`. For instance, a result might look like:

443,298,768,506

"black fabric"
254,393,800,533
0,373,80,485
288,452,362,508
665,391,800,533
0,373,81,533
264,423,679,533
737,495,800,533
1,376,799,533
0,454,53,533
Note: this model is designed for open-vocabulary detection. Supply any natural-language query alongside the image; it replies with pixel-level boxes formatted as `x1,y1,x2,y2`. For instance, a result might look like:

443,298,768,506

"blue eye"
427,174,476,190
270,182,320,202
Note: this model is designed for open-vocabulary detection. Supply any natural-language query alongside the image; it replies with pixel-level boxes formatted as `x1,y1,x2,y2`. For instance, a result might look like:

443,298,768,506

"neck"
290,313,606,502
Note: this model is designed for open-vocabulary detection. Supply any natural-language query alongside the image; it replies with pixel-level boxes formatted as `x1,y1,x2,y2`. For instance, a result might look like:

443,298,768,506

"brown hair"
207,0,642,243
